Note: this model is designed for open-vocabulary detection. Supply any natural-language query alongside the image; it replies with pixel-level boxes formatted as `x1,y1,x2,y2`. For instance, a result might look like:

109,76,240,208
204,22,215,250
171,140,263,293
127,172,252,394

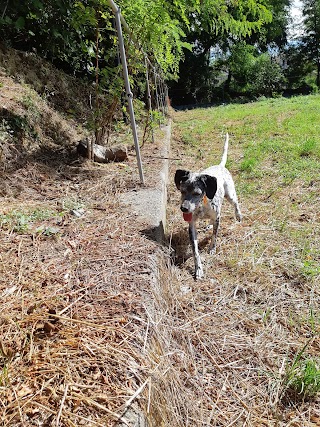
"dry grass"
1,46,185,426
0,155,164,426
0,43,92,122
0,59,167,425
145,110,320,426
2,46,320,426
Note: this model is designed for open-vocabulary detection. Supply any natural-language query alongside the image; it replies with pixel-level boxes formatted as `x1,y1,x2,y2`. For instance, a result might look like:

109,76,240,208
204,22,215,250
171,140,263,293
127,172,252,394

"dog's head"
174,169,217,214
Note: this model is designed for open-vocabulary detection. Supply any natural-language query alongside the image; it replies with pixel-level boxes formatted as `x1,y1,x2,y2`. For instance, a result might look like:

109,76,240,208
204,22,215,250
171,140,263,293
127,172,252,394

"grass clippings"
0,157,160,426
0,78,166,426
1,47,171,426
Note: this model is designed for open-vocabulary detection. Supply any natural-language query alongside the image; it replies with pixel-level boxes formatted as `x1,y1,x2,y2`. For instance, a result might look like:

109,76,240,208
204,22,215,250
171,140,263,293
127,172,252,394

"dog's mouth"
182,212,193,222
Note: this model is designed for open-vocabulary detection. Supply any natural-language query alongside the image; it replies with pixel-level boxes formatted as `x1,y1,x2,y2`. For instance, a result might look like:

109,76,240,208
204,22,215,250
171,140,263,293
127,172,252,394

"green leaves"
301,0,320,87
15,16,25,29
116,0,191,78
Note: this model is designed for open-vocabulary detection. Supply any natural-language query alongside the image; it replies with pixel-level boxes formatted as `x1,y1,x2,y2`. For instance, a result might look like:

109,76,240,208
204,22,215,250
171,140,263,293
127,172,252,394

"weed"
240,157,258,172
300,246,320,278
61,198,85,212
286,358,320,399
281,340,320,401
0,208,56,233
0,111,38,141
307,307,318,333
35,225,61,237
262,307,272,324
301,259,320,278
22,93,36,110
0,365,9,387
150,110,165,127
298,138,318,158
181,133,197,146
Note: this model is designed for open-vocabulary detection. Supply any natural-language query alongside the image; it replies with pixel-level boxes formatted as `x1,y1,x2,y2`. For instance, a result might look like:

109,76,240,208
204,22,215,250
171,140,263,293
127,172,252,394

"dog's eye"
192,191,202,196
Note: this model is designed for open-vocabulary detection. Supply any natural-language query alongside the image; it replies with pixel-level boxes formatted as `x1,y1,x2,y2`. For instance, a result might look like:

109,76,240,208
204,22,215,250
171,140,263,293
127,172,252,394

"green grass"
175,95,320,186
0,208,58,233
0,199,87,234
283,340,320,400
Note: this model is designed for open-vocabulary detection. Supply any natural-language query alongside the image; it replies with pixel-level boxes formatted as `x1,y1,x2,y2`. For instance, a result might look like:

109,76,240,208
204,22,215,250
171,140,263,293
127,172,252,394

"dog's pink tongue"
183,212,193,222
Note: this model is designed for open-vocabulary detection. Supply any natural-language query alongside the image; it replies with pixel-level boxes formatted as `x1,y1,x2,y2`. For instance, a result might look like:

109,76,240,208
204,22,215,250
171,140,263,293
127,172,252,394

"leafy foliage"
249,53,286,96
301,0,320,87
283,43,314,92
0,0,193,141
0,0,190,80
188,42,286,101
169,0,289,104
117,0,190,78
0,0,309,110
249,0,291,49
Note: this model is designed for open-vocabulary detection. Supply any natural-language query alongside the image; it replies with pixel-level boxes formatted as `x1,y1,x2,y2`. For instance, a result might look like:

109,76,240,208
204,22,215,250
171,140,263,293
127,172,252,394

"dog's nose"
180,206,189,213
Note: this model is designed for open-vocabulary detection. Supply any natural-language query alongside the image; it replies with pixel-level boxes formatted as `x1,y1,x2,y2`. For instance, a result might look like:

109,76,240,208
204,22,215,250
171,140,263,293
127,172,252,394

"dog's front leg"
208,216,220,255
189,222,204,279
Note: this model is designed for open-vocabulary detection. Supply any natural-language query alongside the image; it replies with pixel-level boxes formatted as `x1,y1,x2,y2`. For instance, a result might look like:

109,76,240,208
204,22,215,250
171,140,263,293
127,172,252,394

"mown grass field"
147,95,320,426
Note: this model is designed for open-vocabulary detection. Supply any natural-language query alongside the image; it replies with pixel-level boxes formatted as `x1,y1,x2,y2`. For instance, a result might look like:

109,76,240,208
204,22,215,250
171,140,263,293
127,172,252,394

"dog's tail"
219,133,229,167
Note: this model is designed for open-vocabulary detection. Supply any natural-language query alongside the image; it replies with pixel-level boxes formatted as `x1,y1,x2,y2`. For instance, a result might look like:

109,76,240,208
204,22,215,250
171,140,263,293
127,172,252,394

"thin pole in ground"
154,71,161,127
145,57,155,143
113,5,145,184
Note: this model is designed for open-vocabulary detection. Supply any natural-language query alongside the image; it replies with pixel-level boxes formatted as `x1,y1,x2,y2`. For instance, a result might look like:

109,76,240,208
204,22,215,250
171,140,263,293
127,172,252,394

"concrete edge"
153,120,171,243
117,120,171,427
121,119,171,245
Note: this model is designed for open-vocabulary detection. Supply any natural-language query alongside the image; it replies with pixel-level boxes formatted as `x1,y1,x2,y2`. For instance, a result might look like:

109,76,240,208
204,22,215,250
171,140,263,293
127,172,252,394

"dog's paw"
208,244,216,255
195,266,204,280
236,211,242,222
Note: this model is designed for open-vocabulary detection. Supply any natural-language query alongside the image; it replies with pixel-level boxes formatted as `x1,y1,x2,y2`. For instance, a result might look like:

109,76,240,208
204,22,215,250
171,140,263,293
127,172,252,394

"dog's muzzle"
180,205,190,213
180,203,194,222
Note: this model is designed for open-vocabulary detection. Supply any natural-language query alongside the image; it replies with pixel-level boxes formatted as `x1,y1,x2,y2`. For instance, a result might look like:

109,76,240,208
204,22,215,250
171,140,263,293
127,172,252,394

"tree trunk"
224,69,232,93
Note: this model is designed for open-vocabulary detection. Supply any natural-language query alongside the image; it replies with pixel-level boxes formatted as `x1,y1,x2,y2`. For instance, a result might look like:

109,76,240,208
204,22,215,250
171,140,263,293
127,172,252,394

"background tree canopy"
0,0,318,107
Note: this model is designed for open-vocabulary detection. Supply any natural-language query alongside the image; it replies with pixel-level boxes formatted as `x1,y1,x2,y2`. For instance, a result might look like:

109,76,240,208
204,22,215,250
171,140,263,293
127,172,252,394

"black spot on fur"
174,169,190,190
200,174,217,199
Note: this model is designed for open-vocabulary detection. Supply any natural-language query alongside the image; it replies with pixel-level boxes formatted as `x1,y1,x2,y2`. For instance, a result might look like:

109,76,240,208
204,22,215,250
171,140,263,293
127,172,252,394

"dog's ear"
174,169,190,190
200,174,217,199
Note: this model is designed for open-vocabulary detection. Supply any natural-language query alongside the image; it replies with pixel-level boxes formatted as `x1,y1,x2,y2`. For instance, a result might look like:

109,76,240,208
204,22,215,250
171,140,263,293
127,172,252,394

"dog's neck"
195,194,209,215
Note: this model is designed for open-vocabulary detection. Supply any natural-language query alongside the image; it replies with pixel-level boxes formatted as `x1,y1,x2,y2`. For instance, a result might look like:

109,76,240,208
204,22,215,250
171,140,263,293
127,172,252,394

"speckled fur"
175,133,242,279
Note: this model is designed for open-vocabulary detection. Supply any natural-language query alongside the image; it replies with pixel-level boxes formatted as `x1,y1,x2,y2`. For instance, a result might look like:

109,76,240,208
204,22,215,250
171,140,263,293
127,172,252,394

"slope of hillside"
0,46,167,426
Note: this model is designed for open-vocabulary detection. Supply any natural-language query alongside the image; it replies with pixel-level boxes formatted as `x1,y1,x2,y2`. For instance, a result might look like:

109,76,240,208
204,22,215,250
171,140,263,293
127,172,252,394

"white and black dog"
174,133,242,279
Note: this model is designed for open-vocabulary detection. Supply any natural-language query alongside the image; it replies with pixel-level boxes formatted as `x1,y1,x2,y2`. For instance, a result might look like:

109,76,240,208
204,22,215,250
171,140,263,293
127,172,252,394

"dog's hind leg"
189,222,204,279
224,181,242,222
226,193,242,222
